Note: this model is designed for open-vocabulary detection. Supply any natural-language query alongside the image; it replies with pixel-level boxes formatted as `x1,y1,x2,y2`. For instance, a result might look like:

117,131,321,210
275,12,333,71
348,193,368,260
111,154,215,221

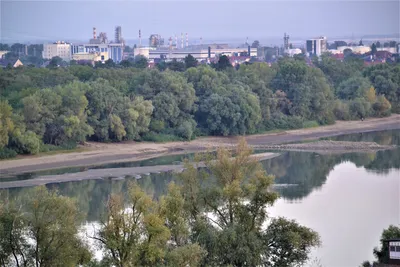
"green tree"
93,181,170,267
362,225,400,266
167,59,185,72
0,101,14,149
179,139,320,266
337,76,372,100
184,54,198,69
214,55,232,71
133,55,148,69
47,56,63,68
371,43,377,55
0,187,92,267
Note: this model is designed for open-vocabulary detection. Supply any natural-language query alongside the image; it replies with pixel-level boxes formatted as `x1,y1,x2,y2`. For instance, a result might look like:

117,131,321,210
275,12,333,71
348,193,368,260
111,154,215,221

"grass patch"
36,147,86,157
302,121,320,129
141,132,184,143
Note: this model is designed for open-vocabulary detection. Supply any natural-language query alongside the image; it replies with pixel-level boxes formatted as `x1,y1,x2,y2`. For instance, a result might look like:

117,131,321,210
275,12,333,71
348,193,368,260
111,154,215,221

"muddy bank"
1,114,399,175
0,153,279,189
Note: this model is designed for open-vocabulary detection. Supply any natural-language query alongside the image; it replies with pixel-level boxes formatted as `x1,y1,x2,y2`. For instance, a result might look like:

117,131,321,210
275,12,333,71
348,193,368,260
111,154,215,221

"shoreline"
0,114,399,176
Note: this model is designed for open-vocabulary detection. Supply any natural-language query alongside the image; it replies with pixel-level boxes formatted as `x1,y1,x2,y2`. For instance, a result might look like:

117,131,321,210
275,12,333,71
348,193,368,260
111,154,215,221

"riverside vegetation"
1,55,399,159
0,140,321,267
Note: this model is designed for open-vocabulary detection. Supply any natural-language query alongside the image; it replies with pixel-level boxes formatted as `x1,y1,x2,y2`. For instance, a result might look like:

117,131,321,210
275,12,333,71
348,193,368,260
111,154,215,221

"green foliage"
363,225,400,266
184,54,198,69
337,75,372,100
0,101,14,149
0,56,399,158
0,147,17,159
303,120,319,128
176,139,320,266
0,187,92,266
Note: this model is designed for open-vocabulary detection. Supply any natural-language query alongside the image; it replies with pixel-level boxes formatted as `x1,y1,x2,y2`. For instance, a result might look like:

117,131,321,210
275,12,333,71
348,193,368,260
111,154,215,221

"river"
1,129,399,267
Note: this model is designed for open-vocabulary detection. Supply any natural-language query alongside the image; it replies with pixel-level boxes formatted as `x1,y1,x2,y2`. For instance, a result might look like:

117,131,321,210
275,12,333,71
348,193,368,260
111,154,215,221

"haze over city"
1,0,399,44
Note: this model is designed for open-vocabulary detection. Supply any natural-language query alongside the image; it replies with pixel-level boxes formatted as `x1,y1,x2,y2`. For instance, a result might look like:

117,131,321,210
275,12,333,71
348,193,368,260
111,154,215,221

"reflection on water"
0,129,399,266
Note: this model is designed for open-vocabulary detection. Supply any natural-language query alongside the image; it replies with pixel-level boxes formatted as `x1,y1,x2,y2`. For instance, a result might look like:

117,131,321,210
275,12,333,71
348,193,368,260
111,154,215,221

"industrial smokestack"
93,27,97,39
186,33,188,48
175,35,178,48
181,33,184,49
139,29,142,48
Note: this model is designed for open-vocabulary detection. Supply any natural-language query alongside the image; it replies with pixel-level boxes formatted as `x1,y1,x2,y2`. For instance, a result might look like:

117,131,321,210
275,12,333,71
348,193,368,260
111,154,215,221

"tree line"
1,55,399,158
0,141,320,266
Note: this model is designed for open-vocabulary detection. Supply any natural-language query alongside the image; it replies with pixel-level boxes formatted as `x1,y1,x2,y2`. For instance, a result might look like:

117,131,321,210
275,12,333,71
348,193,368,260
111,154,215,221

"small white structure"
389,240,400,260
336,46,371,54
286,48,302,57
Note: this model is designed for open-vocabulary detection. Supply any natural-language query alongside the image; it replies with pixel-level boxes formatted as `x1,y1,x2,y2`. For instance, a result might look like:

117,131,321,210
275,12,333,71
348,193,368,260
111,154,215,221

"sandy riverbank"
1,114,399,175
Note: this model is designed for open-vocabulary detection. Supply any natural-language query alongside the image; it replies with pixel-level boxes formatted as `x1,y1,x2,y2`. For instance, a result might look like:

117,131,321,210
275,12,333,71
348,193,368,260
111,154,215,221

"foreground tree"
92,181,205,267
179,139,321,266
0,186,92,266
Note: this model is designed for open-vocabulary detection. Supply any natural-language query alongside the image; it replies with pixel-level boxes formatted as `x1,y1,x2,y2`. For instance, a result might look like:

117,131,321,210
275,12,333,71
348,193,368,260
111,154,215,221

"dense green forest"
1,55,399,158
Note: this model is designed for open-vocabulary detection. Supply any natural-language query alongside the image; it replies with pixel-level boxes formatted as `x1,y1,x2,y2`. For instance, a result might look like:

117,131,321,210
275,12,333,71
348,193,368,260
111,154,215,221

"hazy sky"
1,0,399,44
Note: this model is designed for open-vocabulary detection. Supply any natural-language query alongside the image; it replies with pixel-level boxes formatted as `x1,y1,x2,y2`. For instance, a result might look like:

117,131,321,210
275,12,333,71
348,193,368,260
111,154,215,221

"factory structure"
43,26,124,63
134,30,257,63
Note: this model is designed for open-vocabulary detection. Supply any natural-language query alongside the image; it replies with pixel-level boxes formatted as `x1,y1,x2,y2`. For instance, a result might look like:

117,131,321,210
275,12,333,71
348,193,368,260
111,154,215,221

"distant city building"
306,36,327,56
115,26,122,44
0,51,9,58
336,46,371,54
146,46,256,61
71,43,123,63
70,27,124,63
149,34,164,48
286,48,302,57
42,41,71,60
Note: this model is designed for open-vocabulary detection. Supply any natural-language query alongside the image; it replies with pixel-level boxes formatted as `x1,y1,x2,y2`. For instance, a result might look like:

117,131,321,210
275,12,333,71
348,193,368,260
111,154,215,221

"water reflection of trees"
1,130,399,222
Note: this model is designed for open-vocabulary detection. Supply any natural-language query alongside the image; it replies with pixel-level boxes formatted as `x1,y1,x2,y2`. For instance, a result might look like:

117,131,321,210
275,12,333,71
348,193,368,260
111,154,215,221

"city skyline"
1,0,399,44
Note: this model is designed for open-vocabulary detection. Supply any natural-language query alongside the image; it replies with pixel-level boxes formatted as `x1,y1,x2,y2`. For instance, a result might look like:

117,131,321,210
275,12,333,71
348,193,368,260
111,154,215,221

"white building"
145,47,257,61
42,41,71,61
337,46,371,54
306,37,327,56
389,240,400,262
286,48,302,57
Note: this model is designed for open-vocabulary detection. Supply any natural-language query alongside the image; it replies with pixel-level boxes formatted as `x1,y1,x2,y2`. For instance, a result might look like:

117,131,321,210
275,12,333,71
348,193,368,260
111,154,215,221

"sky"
1,0,399,44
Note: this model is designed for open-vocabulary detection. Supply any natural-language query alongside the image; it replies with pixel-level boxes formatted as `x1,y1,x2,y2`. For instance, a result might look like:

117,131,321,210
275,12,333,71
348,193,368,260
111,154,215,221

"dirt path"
1,115,399,175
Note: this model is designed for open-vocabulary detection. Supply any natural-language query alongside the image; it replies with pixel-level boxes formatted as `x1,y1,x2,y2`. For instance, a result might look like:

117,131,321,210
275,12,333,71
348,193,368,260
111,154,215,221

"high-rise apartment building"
306,36,327,56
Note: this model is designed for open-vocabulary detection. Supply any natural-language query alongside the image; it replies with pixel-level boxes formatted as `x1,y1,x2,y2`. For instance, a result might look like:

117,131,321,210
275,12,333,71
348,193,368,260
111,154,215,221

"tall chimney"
181,33,184,49
93,27,97,39
139,29,142,48
186,33,188,48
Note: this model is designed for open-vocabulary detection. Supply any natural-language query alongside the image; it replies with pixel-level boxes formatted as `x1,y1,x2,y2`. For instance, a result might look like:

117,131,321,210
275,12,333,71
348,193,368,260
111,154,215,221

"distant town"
0,26,399,68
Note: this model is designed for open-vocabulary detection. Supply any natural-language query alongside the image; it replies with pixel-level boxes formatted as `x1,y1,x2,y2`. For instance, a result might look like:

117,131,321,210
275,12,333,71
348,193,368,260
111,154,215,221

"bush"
176,120,196,140
10,130,41,155
349,98,372,119
332,100,351,120
0,147,17,159
264,113,304,130
302,121,319,128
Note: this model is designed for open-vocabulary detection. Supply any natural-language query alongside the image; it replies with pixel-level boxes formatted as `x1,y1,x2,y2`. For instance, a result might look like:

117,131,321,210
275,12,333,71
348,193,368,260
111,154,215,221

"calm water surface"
1,130,399,267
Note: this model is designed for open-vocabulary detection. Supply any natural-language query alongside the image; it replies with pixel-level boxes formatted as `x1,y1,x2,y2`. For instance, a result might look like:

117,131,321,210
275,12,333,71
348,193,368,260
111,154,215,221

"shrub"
11,130,41,155
0,147,17,159
332,100,351,120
